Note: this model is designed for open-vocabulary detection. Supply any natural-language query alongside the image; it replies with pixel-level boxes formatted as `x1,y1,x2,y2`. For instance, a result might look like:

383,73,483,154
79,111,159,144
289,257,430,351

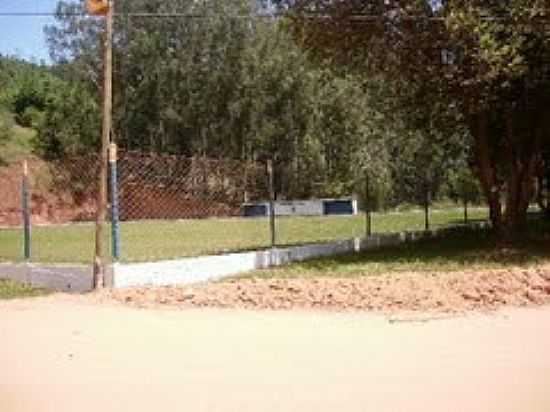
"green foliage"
35,81,100,158
0,55,52,125
43,0,392,200
446,167,483,204
0,54,100,158
18,106,44,129
0,109,13,145
37,0,476,205
291,0,550,235
13,86,45,126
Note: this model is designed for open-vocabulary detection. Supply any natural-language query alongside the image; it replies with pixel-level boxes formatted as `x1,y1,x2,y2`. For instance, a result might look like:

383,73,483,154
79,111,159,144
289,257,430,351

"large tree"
43,0,389,200
291,0,550,238
40,0,473,206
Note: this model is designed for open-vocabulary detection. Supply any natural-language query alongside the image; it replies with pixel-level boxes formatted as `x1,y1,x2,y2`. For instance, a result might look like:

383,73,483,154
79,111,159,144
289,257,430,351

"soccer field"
0,207,488,264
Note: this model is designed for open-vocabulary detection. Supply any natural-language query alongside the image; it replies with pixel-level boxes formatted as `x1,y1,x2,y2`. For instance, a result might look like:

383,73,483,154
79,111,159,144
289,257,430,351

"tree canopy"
1,0,486,211
42,0,398,201
291,0,550,237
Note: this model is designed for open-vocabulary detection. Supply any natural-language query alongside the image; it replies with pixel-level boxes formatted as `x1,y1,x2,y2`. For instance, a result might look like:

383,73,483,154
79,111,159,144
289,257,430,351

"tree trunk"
471,108,541,242
501,108,541,239
502,159,532,238
472,112,503,232
536,162,550,216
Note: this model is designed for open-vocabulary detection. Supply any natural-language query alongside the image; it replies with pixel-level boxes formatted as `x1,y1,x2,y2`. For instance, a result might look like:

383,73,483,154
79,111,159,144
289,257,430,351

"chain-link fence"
0,156,101,263
117,152,271,261
11,0,550,267
0,151,491,264
0,161,23,262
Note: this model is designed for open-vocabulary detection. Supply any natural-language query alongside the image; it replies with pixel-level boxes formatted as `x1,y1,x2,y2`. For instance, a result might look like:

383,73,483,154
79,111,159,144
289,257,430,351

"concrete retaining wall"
0,223,489,292
0,263,93,293
107,229,446,289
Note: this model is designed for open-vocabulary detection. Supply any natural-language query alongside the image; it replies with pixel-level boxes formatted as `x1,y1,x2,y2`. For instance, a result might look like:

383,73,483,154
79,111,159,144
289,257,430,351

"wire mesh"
2,1,522,268
0,156,102,263
117,153,271,262
29,156,102,264
0,161,23,261
0,153,492,264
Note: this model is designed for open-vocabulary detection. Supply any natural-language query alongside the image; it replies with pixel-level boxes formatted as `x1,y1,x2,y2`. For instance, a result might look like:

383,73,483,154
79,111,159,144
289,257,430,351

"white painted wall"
245,199,358,217
274,200,324,216
108,232,435,289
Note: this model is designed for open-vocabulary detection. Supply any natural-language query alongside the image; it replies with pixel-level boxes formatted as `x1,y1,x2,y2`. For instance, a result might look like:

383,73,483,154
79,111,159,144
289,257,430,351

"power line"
0,12,278,18
0,12,83,17
0,11,549,23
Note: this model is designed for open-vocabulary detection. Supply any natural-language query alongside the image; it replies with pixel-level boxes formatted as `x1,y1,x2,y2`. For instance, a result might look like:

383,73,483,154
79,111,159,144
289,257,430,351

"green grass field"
0,279,48,300
0,207,489,264
239,219,550,280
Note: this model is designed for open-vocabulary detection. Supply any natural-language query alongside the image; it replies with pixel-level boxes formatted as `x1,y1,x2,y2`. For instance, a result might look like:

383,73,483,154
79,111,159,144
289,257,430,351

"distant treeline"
0,0,482,209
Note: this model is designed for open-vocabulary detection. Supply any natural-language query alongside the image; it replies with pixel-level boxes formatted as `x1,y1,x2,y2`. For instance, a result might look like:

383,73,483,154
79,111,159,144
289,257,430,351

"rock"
462,292,480,301
525,290,540,303
181,289,195,300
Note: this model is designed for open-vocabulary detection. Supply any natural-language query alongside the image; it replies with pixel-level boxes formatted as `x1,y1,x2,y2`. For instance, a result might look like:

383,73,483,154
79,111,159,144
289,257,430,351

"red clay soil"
105,265,550,313
0,160,96,227
0,162,23,226
0,155,246,226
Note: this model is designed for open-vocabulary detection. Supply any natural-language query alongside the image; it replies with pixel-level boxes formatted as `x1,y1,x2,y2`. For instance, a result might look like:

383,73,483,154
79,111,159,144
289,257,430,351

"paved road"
1,298,549,412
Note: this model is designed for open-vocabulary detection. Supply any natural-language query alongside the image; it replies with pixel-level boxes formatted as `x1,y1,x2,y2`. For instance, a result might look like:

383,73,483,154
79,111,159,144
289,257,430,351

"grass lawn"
0,279,48,300
240,218,550,280
0,207,488,264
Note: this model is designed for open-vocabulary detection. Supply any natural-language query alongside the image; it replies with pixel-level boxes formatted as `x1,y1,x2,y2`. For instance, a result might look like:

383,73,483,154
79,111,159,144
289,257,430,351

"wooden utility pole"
93,0,114,289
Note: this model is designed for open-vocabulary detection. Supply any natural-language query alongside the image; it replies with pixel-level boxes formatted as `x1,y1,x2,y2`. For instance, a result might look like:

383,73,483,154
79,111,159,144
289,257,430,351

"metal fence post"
109,143,120,261
267,159,276,248
365,170,372,237
424,183,431,231
463,195,468,225
22,160,31,261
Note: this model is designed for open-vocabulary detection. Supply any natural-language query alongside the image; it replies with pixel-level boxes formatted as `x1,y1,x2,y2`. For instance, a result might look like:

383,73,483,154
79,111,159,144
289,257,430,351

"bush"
17,106,44,128
447,168,484,204
0,109,13,143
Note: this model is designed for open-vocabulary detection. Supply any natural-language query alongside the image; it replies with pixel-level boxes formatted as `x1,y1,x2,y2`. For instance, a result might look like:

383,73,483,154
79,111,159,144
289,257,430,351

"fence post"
365,170,372,237
109,143,120,261
463,195,468,225
267,159,276,248
22,160,31,261
424,183,431,231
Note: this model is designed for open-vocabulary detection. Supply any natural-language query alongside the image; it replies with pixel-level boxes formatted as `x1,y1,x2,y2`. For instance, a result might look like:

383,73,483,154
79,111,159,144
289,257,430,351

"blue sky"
0,0,69,63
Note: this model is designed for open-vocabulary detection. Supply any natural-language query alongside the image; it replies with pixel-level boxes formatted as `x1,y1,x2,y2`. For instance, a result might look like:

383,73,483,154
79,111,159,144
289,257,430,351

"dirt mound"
106,265,550,313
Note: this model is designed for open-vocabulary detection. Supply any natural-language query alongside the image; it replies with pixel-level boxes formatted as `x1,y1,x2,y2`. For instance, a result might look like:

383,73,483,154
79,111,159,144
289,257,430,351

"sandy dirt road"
1,297,549,412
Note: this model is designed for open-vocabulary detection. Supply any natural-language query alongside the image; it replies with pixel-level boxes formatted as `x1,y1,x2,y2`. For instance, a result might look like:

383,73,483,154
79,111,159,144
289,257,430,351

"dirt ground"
104,264,550,313
1,295,550,412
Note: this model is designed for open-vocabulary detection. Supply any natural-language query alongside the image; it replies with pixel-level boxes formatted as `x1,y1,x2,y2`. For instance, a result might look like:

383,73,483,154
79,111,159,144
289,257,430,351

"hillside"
0,55,56,164
0,122,36,164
